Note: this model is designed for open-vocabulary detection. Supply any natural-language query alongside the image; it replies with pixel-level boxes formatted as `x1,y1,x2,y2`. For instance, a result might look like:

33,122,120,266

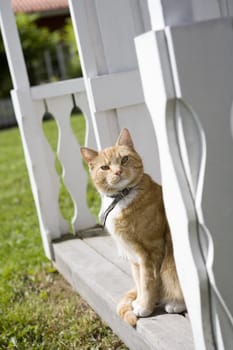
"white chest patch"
99,189,139,262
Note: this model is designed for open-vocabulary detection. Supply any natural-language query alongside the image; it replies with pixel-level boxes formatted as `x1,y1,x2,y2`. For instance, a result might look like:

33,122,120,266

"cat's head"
81,128,143,195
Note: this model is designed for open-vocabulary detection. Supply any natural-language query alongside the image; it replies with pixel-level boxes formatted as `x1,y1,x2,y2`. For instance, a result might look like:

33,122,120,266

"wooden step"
53,228,194,350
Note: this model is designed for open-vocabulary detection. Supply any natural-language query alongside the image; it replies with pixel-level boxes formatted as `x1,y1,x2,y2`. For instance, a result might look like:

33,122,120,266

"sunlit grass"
0,119,127,350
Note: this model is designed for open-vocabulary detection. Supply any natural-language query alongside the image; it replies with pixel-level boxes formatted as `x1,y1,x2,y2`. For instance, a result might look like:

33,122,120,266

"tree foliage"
16,13,60,65
62,18,82,78
0,13,81,98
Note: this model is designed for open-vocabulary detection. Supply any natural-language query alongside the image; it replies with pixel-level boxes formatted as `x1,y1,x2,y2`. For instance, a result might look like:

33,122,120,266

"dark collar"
101,187,133,227
108,187,132,199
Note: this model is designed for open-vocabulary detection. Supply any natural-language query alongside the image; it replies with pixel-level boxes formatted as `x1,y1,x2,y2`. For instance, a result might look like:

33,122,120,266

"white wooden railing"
1,1,233,349
0,0,97,258
12,78,98,258
0,0,160,258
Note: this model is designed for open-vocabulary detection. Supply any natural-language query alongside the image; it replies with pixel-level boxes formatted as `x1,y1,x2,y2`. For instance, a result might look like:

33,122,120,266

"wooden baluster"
46,95,96,232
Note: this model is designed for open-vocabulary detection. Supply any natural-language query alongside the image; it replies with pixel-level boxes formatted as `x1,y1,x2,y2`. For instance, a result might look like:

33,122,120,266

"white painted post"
136,1,233,349
0,0,69,259
68,0,161,183
68,0,120,149
136,30,214,350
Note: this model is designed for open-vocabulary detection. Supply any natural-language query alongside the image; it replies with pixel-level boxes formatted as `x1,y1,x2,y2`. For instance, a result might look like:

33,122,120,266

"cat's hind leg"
116,289,138,326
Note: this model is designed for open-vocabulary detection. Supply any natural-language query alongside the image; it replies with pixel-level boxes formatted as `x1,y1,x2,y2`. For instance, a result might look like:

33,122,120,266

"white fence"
1,0,233,349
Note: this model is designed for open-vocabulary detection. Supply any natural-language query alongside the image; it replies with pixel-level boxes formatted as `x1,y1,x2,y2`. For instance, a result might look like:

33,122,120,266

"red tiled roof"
12,0,68,13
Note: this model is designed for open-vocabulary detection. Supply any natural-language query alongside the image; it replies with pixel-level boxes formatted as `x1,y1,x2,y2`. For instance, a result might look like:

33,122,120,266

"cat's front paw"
132,300,153,317
165,301,186,314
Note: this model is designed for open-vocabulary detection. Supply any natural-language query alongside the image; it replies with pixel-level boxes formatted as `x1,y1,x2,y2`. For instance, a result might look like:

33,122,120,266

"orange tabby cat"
81,128,185,326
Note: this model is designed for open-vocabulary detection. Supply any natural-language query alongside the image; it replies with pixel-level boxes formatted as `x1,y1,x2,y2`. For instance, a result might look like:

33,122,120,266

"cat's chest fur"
99,189,139,262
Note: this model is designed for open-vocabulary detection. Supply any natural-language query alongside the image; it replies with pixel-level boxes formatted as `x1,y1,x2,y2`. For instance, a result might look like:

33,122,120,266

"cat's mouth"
109,176,129,189
111,175,122,184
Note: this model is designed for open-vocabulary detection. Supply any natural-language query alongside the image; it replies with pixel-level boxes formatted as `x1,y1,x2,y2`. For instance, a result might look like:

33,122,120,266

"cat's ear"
80,147,98,163
116,128,134,148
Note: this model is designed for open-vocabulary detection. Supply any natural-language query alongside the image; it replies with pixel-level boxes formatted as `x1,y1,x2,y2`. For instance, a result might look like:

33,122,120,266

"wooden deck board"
84,234,131,276
53,230,194,350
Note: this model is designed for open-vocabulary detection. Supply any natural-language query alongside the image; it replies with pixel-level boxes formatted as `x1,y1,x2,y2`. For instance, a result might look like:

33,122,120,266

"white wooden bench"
1,0,233,349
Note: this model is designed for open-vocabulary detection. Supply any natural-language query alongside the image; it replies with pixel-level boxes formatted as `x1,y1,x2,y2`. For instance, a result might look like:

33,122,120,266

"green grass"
0,116,127,350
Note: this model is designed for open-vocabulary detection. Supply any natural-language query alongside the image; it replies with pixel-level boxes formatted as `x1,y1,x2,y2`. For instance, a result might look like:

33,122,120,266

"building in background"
12,0,69,31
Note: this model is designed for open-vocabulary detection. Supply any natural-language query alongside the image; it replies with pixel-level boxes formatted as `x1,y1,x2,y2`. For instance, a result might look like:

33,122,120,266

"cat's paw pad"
132,300,153,317
165,301,186,314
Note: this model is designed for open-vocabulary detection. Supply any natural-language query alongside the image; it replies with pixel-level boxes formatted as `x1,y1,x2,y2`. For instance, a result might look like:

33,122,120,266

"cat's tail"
116,289,138,326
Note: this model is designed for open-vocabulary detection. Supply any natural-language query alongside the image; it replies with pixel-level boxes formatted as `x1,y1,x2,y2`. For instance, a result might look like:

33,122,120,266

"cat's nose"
115,169,122,176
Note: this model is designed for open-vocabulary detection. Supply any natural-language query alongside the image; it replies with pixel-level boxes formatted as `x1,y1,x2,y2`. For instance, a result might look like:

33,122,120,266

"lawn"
0,116,128,350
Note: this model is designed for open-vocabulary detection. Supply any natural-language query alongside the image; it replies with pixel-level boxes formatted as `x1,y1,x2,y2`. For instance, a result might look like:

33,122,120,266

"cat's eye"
100,165,110,170
121,156,128,165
